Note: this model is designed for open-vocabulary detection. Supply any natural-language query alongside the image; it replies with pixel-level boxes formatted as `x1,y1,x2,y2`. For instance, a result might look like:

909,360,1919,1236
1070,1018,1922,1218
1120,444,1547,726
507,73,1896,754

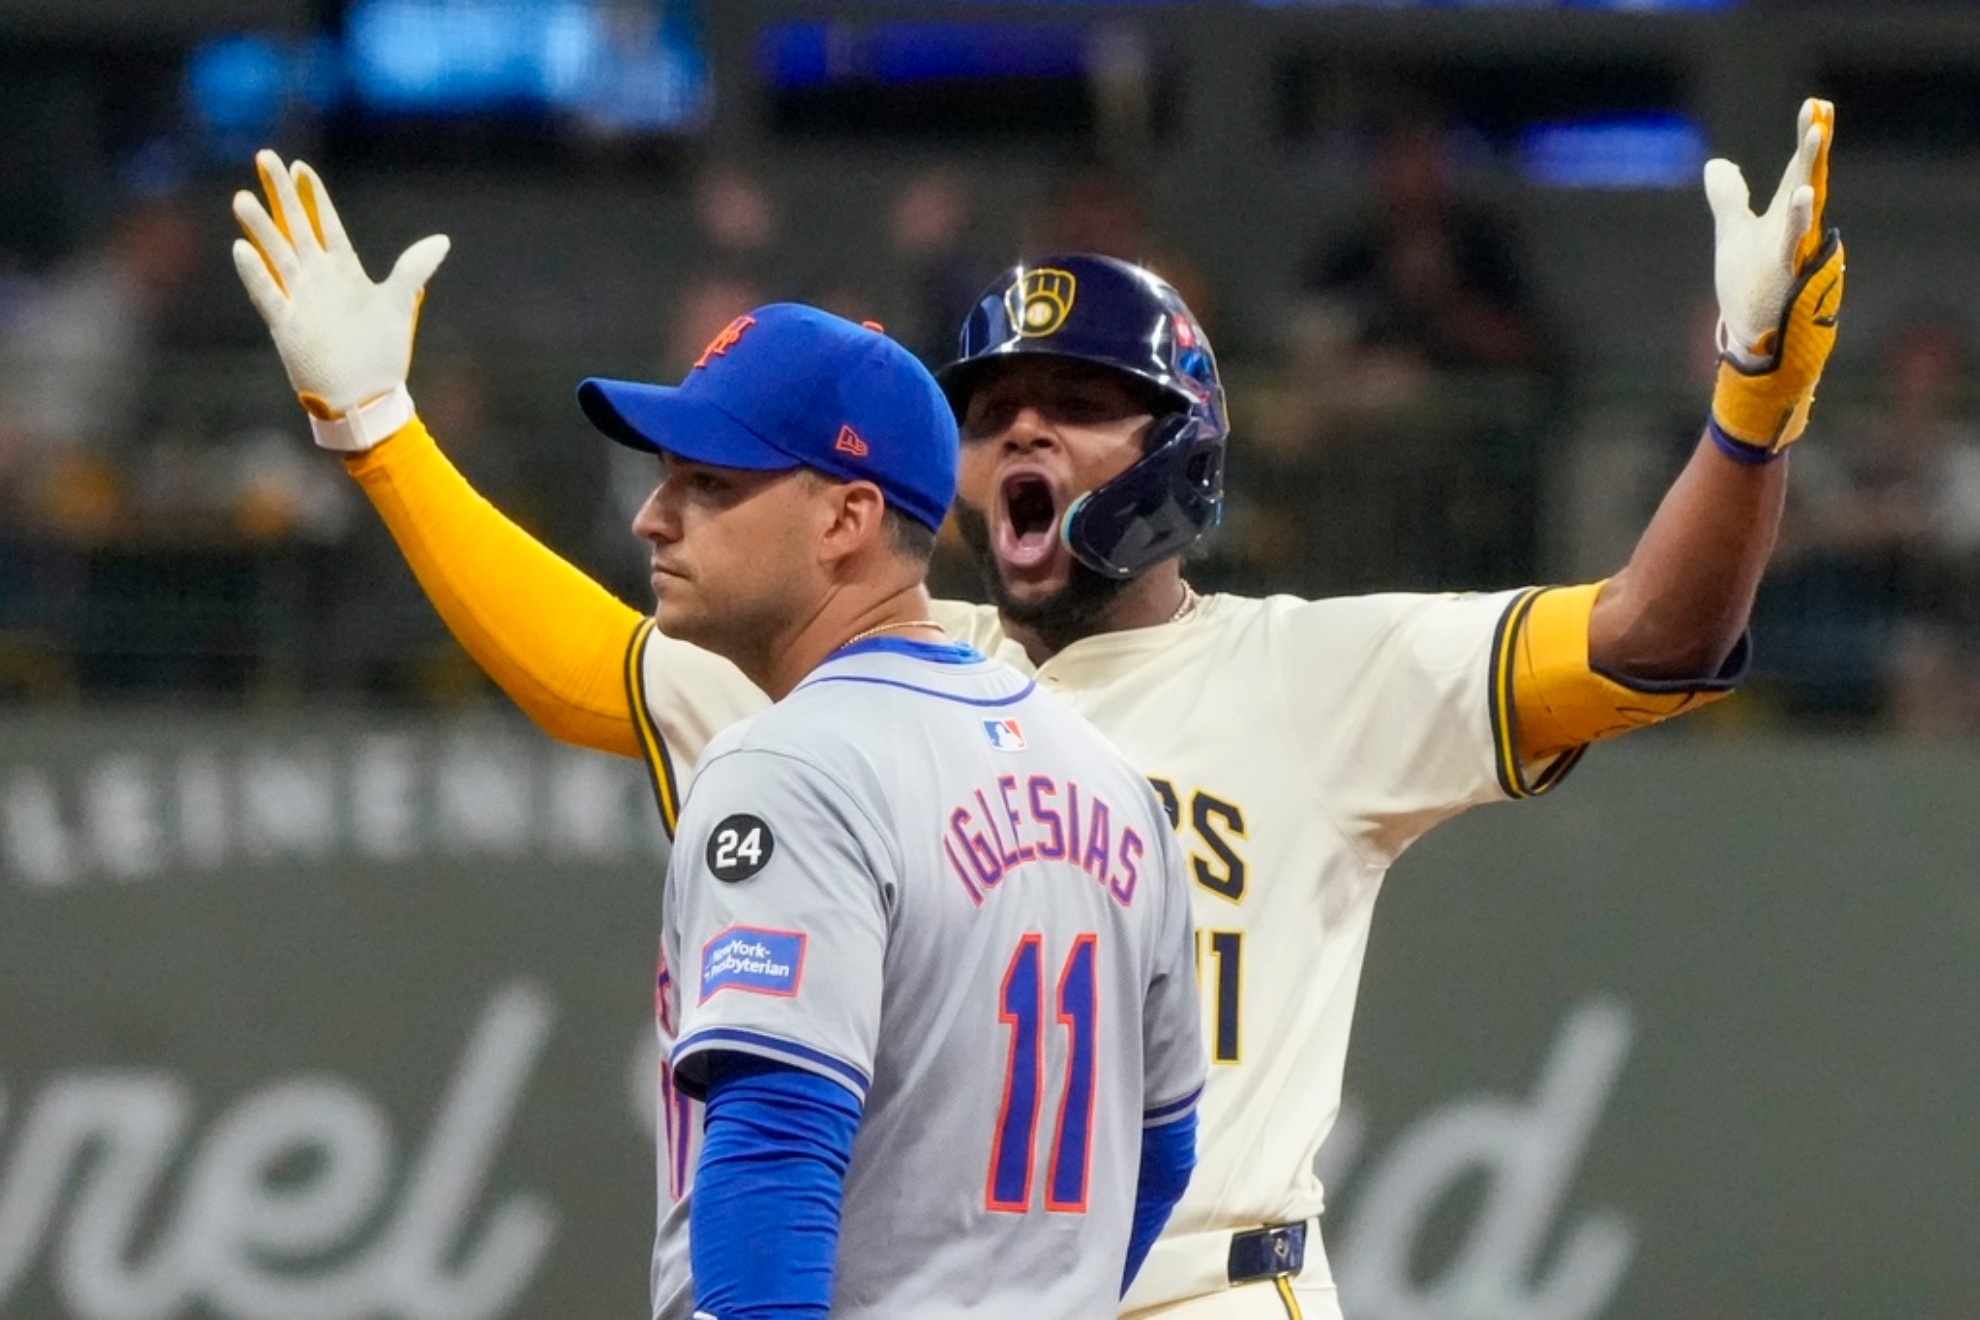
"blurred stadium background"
1,2,1976,1317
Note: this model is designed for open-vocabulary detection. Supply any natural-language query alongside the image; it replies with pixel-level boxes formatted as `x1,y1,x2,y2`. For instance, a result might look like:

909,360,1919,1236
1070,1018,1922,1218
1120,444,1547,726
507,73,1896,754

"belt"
1227,1220,1306,1285
1120,1217,1330,1314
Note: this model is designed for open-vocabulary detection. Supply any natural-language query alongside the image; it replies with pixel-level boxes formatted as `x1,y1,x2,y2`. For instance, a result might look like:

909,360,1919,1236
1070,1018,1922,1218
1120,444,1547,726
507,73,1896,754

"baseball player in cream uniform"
232,96,1845,1319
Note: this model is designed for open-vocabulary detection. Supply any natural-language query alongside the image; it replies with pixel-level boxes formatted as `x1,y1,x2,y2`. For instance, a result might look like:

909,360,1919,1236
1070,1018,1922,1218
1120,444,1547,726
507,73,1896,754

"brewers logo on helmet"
939,254,1229,580
1007,268,1078,337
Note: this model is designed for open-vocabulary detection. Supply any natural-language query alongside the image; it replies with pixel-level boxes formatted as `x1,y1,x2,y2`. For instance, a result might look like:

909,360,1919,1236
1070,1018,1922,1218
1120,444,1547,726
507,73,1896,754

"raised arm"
1511,100,1845,765
232,149,643,756
1592,97,1843,679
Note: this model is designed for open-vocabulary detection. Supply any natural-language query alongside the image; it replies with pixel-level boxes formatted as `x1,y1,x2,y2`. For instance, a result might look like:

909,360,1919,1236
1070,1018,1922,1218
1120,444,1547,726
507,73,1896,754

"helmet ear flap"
1180,430,1227,526
1062,412,1226,580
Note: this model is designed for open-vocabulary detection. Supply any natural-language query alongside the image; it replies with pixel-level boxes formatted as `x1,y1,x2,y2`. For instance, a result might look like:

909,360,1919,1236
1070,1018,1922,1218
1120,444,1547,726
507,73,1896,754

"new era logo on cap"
834,425,869,458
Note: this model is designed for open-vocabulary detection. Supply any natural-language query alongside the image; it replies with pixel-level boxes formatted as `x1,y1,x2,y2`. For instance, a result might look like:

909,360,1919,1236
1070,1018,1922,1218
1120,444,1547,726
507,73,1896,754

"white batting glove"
232,149,450,453
1702,98,1845,458
1706,99,1829,366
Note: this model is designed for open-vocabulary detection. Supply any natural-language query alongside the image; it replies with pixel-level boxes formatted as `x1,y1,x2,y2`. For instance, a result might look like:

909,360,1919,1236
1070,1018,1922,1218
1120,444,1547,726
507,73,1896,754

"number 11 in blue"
987,933,1098,1213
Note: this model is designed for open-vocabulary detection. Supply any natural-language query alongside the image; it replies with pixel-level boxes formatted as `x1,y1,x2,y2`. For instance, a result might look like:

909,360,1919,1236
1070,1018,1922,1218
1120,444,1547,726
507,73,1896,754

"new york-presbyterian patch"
699,927,806,1003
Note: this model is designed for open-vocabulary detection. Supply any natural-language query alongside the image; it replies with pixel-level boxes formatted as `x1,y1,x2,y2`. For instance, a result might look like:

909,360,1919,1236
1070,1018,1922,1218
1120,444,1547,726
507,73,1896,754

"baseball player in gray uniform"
655,608,1204,1318
572,305,1205,1317
231,165,1204,1320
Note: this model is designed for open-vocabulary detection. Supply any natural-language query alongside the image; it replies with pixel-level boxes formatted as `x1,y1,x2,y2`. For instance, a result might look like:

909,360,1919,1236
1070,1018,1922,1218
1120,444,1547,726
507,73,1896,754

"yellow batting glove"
1704,98,1845,462
232,148,450,452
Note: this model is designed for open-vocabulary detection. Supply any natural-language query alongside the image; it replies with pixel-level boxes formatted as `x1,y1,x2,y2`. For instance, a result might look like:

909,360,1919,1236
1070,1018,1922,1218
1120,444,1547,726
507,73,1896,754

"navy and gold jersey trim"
625,618,682,838
1488,587,1586,801
1589,629,1752,697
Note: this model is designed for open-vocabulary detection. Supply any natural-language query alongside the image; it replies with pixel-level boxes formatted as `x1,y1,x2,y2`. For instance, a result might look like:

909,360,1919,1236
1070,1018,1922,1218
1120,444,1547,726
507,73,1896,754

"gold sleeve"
345,419,645,758
1505,581,1742,775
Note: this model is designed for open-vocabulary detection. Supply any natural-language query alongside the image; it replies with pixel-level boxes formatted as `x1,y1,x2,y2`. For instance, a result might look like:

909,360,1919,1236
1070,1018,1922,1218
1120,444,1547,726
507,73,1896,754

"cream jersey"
631,588,1574,1314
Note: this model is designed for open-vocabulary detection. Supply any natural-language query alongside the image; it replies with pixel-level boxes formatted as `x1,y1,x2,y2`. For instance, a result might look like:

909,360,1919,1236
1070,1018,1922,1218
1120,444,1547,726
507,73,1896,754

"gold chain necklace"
1168,583,1198,624
841,618,945,649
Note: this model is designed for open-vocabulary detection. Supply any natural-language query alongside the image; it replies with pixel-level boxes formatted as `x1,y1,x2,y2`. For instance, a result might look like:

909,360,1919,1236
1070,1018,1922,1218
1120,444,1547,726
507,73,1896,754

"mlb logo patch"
700,927,806,1003
983,718,1027,752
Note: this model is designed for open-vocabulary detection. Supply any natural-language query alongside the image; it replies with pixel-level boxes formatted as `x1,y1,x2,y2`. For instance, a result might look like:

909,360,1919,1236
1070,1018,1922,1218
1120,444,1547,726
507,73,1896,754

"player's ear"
817,479,889,566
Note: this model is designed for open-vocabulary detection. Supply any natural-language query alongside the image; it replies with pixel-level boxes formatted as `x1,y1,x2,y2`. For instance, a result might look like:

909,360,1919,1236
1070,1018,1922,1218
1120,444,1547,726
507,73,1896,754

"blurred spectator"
0,187,199,537
0,174,209,699
1213,112,1561,597
1219,289,1554,599
1300,113,1549,380
1024,165,1216,334
321,353,551,702
1754,311,1980,733
806,279,886,331
883,166,1002,365
690,161,780,276
1547,292,1722,592
1226,116,1561,598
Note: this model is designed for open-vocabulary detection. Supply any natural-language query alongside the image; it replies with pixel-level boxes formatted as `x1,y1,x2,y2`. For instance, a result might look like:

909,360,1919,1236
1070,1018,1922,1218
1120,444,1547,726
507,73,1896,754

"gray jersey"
651,639,1203,1320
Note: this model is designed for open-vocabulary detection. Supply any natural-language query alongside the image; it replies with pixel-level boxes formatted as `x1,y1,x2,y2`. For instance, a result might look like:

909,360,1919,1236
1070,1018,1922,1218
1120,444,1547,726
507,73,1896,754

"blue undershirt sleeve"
690,1052,863,1320
1124,1110,1198,1295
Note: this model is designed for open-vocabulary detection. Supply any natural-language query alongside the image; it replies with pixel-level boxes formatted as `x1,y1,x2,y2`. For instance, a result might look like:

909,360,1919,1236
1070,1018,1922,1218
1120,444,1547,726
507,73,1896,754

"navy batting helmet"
936,254,1228,580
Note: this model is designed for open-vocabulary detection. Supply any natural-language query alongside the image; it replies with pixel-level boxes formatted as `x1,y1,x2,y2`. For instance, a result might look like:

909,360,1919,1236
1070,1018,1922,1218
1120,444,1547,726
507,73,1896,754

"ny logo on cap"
834,425,869,458
694,315,757,369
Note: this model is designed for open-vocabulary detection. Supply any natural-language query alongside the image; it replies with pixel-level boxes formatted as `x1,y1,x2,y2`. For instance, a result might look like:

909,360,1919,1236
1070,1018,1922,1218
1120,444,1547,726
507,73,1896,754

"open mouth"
997,472,1061,572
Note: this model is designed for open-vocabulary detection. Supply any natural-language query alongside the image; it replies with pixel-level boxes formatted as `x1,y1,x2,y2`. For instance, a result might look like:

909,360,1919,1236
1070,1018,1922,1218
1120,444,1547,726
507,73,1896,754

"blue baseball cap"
577,303,958,533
